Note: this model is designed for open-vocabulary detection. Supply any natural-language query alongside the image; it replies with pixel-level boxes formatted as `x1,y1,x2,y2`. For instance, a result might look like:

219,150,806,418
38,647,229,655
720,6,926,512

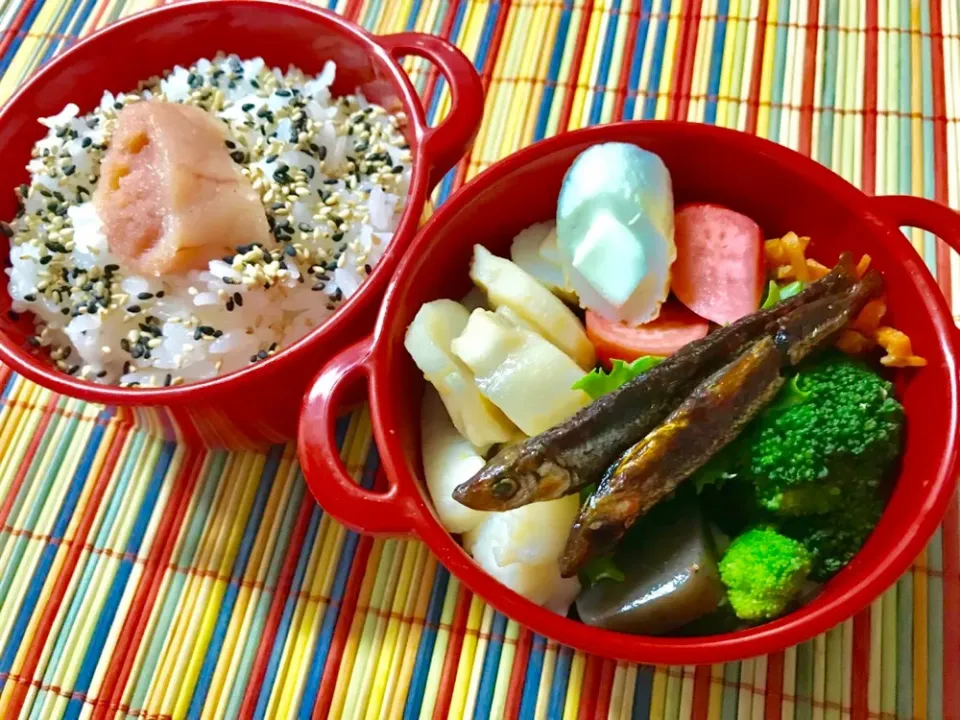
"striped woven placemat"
0,1,957,718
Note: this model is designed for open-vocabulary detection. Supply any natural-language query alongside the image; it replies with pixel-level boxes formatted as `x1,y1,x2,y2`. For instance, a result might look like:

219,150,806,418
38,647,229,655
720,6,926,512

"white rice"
4,54,412,387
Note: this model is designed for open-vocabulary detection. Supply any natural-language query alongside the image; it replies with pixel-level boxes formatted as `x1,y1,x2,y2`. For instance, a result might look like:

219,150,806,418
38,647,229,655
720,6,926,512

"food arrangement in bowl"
0,0,484,446
404,140,927,636
5,54,411,387
299,122,958,663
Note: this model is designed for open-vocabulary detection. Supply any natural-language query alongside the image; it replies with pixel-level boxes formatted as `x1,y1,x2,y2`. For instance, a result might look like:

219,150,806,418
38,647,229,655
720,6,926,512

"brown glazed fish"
452,255,858,512
772,269,883,365
558,271,885,577
559,337,785,577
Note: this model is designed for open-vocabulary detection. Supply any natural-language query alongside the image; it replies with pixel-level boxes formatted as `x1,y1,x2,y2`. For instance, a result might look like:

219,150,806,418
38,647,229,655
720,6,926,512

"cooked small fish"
558,269,885,576
559,337,784,577
452,256,857,512
773,269,883,365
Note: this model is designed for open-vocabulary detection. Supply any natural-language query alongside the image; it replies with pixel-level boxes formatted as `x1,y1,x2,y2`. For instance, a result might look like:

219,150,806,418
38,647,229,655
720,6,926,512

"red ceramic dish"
299,121,960,665
0,0,483,447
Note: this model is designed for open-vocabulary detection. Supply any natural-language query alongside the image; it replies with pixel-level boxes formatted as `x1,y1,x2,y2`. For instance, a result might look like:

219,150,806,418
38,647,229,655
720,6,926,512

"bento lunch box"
298,121,960,664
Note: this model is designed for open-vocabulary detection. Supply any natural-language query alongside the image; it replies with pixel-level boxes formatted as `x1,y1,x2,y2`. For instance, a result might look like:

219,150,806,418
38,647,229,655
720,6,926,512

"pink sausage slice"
670,203,765,325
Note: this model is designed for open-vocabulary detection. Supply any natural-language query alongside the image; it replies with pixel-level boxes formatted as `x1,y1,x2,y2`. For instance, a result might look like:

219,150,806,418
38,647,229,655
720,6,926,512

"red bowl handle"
379,32,484,190
873,194,960,252
298,337,419,535
873,194,960,343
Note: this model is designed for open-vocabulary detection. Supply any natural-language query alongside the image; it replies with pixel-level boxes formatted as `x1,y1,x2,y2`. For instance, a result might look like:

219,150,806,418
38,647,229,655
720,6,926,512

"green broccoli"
718,527,812,621
738,352,903,515
780,490,884,581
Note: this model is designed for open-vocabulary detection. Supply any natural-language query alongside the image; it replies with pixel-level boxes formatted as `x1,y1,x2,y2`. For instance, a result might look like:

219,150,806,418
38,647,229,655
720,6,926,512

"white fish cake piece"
405,300,517,450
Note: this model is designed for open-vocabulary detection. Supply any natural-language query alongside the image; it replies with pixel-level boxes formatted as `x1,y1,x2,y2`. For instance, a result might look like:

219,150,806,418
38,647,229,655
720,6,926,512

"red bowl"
0,0,483,447
298,121,960,665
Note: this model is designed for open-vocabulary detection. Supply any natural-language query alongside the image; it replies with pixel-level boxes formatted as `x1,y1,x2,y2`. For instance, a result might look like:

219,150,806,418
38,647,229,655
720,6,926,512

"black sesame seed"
400,143,410,150
199,325,215,336
284,245,297,257
60,307,70,316
392,165,405,174
232,292,243,307
304,165,315,179
56,126,69,138
332,232,344,243
164,374,173,387
120,338,131,352
63,165,76,176
323,178,339,185
156,291,165,298
123,361,131,374
47,201,59,212
113,101,124,110
265,154,279,164
213,330,223,338
330,215,344,226
222,255,234,264
81,137,93,148
131,345,144,359
298,223,312,234
39,255,52,265
225,139,236,149
276,89,291,97
105,264,119,273
226,299,234,312
97,370,107,378
67,365,80,375
257,349,268,360
87,301,98,314
27,335,40,347
23,294,36,302
230,150,245,163
250,354,258,363
250,79,260,89
312,282,326,291
364,263,373,274
126,305,142,313
194,328,203,341
241,102,255,111
137,292,154,300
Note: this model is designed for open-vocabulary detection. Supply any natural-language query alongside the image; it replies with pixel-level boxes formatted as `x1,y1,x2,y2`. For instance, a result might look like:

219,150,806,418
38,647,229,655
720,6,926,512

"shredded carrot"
763,235,925,368
853,297,887,335
805,258,831,280
782,233,812,282
835,329,873,355
875,326,928,367
765,238,788,266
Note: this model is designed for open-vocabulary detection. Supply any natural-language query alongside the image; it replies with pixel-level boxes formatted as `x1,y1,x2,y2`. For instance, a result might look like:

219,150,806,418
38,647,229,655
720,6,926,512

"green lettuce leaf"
572,356,664,400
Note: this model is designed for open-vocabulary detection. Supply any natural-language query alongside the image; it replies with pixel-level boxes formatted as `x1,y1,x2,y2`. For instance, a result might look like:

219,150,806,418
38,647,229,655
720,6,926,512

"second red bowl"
298,121,960,664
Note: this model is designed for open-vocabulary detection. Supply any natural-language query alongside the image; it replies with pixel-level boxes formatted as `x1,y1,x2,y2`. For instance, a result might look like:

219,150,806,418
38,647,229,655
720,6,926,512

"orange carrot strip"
875,326,927,367
806,258,830,280
856,254,872,278
835,329,873,355
782,233,811,282
853,297,887,334
765,238,787,267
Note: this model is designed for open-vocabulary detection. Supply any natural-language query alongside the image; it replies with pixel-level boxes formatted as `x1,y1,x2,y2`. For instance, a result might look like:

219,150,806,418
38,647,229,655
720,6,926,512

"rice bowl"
5,54,412,387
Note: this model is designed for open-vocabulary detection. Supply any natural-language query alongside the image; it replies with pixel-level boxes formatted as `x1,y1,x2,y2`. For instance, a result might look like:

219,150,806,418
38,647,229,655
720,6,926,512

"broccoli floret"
780,490,884,581
742,352,903,515
718,527,812,621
